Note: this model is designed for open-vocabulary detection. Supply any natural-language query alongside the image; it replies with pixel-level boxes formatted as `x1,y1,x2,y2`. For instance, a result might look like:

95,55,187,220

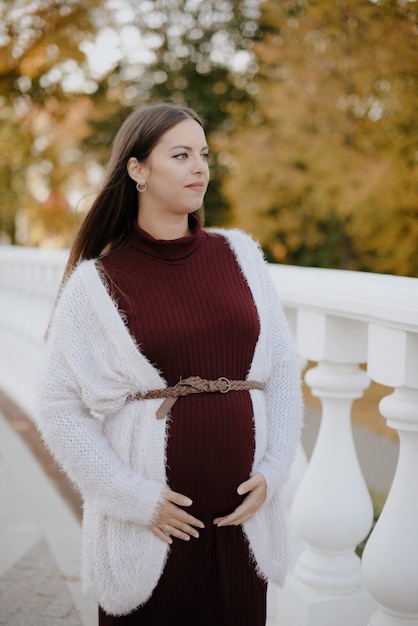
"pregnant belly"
165,393,255,522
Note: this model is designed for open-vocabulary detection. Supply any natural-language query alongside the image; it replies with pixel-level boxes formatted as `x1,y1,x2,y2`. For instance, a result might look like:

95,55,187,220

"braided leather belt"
131,376,264,420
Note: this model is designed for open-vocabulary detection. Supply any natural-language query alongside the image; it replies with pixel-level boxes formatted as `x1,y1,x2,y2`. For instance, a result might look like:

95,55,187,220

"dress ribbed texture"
99,216,266,626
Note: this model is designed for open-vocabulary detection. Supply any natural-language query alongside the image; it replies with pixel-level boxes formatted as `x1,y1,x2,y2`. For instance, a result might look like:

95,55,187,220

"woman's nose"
191,154,207,173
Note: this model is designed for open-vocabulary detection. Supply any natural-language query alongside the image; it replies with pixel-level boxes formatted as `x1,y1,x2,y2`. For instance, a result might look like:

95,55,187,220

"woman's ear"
127,157,148,182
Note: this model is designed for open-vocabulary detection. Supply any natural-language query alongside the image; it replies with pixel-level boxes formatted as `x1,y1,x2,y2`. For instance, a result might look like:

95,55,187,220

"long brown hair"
63,103,205,279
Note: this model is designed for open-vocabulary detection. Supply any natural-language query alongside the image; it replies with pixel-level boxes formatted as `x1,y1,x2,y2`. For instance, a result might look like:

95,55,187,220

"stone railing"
269,264,418,626
1,246,417,626
0,246,68,416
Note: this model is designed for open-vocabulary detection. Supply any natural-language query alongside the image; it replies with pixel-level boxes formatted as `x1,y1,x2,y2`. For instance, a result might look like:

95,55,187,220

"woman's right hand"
150,489,205,544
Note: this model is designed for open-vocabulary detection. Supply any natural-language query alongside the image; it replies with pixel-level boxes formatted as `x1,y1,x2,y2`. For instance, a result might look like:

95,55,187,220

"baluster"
362,325,418,625
276,311,376,626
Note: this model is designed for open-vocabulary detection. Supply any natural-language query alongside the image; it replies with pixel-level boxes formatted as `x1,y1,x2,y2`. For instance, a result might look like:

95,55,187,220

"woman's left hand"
213,472,267,527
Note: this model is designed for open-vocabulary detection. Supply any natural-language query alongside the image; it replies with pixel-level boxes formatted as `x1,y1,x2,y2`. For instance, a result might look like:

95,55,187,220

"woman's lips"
186,182,205,191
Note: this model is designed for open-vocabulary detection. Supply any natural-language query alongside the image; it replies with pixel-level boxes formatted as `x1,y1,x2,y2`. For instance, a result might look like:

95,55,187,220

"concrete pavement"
0,408,96,626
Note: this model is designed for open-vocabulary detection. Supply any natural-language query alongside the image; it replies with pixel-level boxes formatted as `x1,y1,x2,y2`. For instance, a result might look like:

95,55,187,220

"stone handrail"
269,263,418,626
1,245,417,626
0,246,68,415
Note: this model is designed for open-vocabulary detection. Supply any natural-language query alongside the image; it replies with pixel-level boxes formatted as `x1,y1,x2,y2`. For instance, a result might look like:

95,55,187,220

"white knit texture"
35,229,303,616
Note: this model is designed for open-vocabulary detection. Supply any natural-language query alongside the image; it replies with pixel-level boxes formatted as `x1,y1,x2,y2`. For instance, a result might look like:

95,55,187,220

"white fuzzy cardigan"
36,228,303,616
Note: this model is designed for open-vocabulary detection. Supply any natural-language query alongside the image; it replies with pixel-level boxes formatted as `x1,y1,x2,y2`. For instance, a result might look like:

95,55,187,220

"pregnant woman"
36,103,303,626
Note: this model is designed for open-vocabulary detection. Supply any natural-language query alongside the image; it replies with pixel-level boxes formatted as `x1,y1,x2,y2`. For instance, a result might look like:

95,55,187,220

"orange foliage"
221,0,418,275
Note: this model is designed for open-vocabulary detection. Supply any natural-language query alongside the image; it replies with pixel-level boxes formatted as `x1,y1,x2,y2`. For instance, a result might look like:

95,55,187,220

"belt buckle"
217,377,231,393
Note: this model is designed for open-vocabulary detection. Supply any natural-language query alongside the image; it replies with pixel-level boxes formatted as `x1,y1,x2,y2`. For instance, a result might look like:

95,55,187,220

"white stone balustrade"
362,325,418,626
0,246,417,626
269,265,418,626
0,246,68,415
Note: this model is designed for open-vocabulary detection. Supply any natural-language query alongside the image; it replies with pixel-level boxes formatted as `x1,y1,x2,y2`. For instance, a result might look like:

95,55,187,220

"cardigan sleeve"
213,228,303,501
35,266,164,526
251,243,303,501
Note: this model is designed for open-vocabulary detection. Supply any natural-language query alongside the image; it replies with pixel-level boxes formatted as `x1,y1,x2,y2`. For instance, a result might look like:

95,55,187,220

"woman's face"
136,118,210,220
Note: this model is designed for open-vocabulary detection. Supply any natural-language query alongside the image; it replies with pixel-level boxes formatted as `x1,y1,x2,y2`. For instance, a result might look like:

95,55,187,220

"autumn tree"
221,0,418,276
0,0,113,243
0,0,261,241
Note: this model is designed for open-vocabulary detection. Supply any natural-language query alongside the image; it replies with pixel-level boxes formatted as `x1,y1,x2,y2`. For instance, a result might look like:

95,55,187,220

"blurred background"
0,0,417,276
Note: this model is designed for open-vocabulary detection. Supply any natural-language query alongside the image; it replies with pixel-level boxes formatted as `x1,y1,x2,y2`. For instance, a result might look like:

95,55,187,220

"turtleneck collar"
129,214,206,263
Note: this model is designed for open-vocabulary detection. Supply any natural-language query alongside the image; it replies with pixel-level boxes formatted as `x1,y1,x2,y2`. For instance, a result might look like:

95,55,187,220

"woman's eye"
174,153,187,160
201,153,209,161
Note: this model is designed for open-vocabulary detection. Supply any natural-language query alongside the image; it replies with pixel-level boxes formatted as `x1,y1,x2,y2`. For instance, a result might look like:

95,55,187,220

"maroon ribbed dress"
98,216,267,626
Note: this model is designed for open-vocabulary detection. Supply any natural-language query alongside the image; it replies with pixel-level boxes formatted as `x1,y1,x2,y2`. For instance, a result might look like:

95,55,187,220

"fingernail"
183,497,192,506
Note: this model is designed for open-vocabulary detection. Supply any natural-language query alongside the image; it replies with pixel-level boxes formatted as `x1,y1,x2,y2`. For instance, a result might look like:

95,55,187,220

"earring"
136,181,147,193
